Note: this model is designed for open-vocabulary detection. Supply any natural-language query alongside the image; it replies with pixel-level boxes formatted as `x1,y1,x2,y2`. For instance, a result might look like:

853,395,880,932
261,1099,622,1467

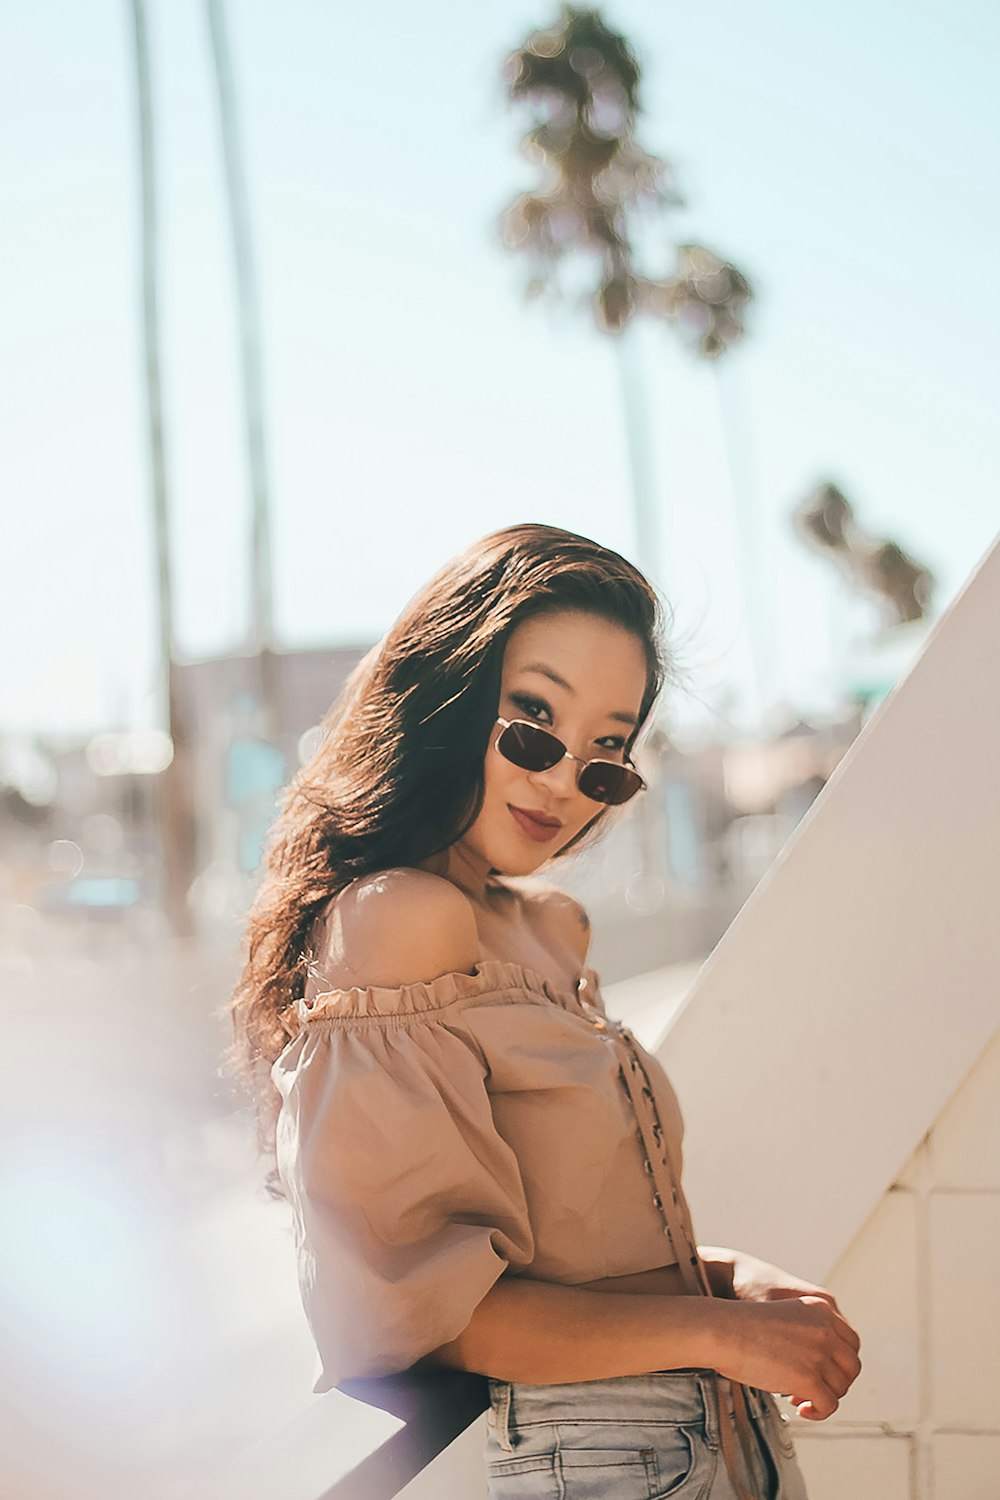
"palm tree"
498,5,754,588
499,6,762,895
128,0,196,938
793,480,936,626
204,0,279,742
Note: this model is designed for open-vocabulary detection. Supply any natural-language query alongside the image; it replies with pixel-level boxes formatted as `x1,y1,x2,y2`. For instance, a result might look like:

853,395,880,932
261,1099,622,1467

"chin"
488,840,544,879
492,848,536,877
508,840,563,876
480,808,575,874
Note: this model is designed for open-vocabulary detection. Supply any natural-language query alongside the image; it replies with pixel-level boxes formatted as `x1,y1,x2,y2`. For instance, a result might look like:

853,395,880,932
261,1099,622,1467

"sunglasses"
493,716,647,806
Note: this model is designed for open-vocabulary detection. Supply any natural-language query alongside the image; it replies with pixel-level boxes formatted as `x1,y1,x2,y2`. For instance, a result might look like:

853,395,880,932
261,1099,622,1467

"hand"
729,1249,841,1313
715,1295,863,1422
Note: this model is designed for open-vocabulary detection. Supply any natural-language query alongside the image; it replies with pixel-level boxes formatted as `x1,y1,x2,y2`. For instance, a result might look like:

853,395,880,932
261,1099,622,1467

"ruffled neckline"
284,956,602,1032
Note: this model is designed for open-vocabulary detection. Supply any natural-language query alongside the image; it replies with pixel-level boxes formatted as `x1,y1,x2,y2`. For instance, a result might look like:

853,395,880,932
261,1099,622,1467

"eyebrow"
518,663,639,727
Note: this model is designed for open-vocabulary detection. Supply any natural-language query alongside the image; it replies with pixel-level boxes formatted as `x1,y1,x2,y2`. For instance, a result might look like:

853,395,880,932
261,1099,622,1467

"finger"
807,1288,839,1308
800,1399,839,1420
811,1299,861,1360
793,1402,825,1421
828,1320,862,1365
830,1310,862,1353
805,1378,840,1420
830,1346,863,1393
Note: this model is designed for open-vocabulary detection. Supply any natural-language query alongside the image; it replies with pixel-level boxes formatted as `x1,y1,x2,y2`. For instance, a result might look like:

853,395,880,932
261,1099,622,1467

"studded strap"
580,996,767,1500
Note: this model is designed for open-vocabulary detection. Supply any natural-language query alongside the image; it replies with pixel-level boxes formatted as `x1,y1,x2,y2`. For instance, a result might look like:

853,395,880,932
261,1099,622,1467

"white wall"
793,1026,1000,1499
658,532,1000,1284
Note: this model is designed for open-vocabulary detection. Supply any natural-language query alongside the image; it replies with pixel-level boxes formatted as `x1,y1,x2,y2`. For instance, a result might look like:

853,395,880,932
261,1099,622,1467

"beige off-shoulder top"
271,944,708,1393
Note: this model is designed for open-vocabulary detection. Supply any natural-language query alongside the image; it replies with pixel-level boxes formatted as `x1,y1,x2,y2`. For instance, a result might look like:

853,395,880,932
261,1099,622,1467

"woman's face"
458,609,650,879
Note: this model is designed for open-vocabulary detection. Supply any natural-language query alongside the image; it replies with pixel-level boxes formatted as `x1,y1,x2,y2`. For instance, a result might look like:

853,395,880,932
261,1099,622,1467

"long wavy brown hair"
224,523,680,1199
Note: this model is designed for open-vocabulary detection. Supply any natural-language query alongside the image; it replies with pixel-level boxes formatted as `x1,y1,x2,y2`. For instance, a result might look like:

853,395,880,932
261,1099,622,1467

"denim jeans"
485,1369,810,1499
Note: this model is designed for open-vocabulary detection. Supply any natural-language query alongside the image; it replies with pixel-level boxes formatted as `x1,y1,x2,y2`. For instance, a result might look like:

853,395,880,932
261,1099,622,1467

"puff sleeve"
270,978,536,1392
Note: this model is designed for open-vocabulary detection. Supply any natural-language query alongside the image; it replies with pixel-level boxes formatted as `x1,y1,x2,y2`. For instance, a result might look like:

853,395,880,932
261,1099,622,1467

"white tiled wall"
818,1191,920,1426
931,1435,1000,1500
795,1435,913,1500
791,1028,1000,1498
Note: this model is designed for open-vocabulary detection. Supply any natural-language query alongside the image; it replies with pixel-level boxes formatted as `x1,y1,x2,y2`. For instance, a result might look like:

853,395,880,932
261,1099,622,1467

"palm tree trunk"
613,326,666,895
204,0,278,740
129,0,196,938
613,324,660,582
711,357,774,727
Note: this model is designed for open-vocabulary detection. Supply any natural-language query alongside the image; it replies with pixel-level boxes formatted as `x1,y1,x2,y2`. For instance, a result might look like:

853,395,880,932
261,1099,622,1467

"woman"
227,523,861,1499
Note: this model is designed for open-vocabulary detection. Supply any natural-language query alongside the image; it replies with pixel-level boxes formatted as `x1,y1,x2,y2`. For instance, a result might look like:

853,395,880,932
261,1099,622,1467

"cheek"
564,808,605,847
482,746,518,809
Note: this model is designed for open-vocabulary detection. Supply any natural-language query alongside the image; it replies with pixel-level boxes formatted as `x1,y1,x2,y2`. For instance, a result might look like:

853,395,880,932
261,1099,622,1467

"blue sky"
2,0,998,738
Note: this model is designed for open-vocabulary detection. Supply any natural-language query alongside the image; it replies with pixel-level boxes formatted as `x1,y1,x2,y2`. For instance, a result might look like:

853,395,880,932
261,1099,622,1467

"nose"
527,749,579,799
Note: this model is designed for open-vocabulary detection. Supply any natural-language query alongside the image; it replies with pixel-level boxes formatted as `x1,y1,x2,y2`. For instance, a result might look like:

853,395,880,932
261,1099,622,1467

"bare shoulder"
309,868,480,993
508,879,592,968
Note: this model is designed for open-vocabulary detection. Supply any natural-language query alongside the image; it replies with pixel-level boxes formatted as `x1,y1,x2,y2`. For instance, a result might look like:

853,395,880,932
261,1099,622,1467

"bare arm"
416,1274,729,1385
417,1274,862,1420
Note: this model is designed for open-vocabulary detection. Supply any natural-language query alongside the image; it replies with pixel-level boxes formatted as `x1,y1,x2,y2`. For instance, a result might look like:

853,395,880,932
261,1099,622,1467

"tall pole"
613,325,667,896
614,324,661,585
204,0,278,739
129,0,196,937
712,357,773,728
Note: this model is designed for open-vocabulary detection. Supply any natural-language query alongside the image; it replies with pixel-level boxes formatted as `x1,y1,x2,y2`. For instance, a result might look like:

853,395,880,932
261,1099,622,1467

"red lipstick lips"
508,804,563,842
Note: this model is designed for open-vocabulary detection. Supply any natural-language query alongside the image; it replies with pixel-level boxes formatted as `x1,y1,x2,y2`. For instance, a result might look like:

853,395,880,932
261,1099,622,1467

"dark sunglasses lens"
578,761,643,806
498,720,564,771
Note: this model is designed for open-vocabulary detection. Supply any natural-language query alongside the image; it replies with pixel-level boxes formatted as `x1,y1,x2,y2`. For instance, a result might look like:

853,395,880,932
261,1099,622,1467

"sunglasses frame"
493,715,647,806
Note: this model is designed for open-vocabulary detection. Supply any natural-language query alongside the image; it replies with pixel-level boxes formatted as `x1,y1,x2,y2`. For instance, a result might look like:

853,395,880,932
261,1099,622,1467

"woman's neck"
418,842,505,910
